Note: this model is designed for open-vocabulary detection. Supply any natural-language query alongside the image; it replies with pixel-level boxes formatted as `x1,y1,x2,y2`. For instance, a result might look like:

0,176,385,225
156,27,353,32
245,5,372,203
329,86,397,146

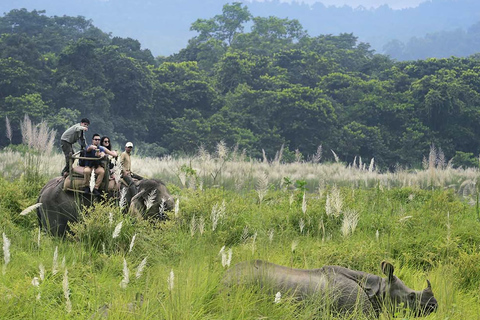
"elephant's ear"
381,261,395,282
130,189,146,203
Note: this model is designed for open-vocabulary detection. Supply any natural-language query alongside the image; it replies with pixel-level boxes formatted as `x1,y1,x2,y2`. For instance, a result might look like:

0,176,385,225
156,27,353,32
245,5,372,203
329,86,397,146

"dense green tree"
213,50,272,93
3,7,480,168
233,16,307,55
111,37,155,65
272,49,335,87
164,109,211,154
190,2,251,46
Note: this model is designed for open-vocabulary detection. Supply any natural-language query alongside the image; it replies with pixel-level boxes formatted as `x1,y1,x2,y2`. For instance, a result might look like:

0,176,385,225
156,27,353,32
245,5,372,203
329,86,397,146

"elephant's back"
39,177,65,201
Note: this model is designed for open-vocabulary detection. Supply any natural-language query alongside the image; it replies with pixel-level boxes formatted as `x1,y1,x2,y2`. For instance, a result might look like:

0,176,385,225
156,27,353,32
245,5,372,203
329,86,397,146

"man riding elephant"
80,133,118,195
60,118,89,177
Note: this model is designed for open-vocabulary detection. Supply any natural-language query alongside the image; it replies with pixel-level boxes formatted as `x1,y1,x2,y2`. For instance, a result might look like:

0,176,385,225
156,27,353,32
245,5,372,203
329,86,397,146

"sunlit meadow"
1,118,480,319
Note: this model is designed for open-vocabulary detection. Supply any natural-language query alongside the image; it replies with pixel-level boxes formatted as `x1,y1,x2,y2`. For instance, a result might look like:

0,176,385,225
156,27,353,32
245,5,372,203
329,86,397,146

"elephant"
36,176,174,236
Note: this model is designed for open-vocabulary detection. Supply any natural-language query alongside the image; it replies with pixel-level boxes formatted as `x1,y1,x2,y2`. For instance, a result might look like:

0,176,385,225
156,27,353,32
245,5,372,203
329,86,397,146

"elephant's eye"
408,292,416,301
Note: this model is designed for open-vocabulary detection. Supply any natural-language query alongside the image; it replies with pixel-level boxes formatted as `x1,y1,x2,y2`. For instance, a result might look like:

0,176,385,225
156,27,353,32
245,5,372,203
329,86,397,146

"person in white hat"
120,142,143,181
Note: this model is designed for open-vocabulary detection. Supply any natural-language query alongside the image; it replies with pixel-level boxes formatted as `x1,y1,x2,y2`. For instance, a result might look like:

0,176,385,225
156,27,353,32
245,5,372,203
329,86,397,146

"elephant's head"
128,179,174,219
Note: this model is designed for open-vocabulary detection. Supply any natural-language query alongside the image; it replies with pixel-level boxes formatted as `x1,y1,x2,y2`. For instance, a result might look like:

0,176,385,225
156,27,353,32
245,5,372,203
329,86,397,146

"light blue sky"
255,0,428,9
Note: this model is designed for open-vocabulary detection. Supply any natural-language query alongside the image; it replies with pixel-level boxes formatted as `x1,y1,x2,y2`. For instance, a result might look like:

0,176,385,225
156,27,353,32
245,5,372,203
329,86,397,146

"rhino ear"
381,261,395,281
425,279,432,291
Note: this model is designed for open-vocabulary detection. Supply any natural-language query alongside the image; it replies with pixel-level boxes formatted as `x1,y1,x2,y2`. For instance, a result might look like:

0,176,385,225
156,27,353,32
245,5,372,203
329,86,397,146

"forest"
1,5,480,169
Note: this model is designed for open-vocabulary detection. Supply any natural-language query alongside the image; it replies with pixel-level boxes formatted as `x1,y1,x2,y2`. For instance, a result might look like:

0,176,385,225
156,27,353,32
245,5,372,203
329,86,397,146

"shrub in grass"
68,200,142,254
0,177,39,230
453,250,480,291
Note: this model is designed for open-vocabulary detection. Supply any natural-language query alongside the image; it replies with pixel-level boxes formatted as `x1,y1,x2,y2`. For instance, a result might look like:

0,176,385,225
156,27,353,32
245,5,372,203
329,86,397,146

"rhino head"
381,261,438,316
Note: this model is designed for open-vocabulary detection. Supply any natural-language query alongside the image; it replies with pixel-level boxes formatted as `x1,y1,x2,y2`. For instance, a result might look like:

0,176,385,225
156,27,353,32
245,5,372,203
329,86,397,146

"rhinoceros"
223,260,437,318
37,177,174,236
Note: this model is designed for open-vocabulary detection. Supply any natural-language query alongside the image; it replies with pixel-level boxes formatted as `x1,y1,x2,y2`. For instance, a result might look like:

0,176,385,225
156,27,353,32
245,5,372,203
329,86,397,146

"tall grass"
1,140,480,318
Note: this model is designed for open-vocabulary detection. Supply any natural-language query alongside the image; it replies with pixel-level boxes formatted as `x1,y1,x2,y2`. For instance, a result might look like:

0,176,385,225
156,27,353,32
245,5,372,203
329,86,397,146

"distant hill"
1,0,480,59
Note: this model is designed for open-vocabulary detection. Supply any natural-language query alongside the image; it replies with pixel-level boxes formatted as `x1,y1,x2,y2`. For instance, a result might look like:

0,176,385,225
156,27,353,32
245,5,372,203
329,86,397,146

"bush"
452,151,478,168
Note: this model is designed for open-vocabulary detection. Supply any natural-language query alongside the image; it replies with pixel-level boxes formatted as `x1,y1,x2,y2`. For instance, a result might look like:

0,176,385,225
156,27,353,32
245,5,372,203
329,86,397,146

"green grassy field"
1,146,480,319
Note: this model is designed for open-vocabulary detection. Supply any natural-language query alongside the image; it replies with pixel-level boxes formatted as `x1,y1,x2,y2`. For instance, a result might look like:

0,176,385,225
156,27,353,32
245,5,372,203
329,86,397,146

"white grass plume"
32,276,40,287
220,247,233,268
2,233,11,275
136,257,147,279
331,149,340,163
299,218,305,233
326,186,343,217
112,221,123,239
211,200,226,231
32,276,41,300
256,171,269,203
226,249,232,267
295,149,302,163
120,258,130,289
63,269,72,313
198,216,205,235
262,149,268,163
268,229,274,243
399,215,413,223
20,114,33,148
341,209,359,237
144,189,157,211
159,198,166,216
312,144,322,163
251,232,257,254
301,192,307,214
113,160,122,185
325,194,333,216
52,246,58,275
20,203,42,216
273,144,284,164
190,214,196,237
37,227,41,248
368,158,375,172
39,263,45,281
167,269,174,291
274,292,282,304
178,171,187,187
174,199,179,218
119,187,127,209
5,116,12,143
216,140,228,160
240,226,249,243
129,233,137,253
108,212,114,225
89,170,96,192
291,239,298,252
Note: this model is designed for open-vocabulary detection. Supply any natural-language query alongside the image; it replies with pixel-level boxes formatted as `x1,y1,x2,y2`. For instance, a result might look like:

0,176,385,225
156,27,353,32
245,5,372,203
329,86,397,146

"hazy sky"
261,0,429,9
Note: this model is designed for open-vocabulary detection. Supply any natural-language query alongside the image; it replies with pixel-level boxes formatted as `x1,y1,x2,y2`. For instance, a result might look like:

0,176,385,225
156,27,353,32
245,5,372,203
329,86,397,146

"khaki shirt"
61,123,85,144
120,151,131,174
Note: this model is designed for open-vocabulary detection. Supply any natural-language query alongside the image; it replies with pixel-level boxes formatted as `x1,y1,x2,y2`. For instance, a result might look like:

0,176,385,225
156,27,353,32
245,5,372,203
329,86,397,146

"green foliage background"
2,5,480,169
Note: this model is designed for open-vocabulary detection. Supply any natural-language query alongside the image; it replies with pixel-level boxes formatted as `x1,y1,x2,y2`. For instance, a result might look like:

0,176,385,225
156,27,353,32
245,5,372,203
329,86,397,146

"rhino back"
224,260,376,316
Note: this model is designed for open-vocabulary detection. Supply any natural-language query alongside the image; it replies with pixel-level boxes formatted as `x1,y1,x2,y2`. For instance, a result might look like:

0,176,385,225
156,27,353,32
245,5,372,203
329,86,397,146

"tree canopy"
1,6,480,168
